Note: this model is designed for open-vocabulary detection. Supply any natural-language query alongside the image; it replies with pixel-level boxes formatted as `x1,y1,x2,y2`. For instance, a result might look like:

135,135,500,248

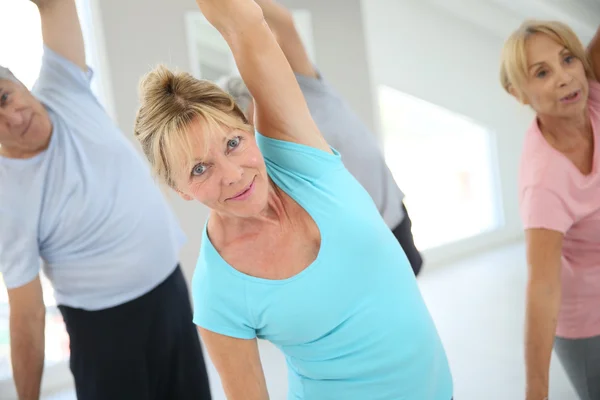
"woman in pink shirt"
500,21,600,400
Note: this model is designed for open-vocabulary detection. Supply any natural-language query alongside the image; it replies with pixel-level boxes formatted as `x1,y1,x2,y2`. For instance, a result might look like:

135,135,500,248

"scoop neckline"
201,179,326,285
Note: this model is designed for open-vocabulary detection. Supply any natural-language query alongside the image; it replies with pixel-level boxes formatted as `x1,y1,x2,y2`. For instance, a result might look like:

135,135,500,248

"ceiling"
428,0,598,44
489,0,599,41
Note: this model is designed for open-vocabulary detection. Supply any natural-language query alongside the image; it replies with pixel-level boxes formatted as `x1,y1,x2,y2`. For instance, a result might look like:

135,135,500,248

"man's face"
0,79,52,158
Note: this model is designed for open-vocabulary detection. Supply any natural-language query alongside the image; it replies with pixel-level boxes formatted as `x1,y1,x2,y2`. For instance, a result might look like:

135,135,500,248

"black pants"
59,266,212,400
391,203,423,277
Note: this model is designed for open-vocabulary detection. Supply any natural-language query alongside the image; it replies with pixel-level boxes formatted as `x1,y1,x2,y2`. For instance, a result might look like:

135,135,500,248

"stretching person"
217,0,423,276
0,1,211,399
133,0,453,399
500,21,600,400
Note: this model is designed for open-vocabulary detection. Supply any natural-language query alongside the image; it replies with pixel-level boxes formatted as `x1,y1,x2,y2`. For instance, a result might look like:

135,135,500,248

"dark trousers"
391,203,423,277
59,265,212,400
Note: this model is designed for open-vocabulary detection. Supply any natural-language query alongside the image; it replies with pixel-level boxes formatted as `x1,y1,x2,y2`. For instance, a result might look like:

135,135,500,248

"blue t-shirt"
0,47,185,310
192,133,453,399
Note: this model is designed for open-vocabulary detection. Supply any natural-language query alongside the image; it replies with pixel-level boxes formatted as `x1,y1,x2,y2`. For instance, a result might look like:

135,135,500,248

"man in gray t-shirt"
218,0,423,275
0,1,211,398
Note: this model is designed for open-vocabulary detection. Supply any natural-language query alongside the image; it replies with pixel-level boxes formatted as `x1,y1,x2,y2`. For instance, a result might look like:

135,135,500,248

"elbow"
526,273,561,304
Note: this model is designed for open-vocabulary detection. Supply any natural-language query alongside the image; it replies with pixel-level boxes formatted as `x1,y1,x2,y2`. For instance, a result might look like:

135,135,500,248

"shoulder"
518,119,566,192
295,70,332,96
256,131,344,184
32,46,95,102
191,229,256,339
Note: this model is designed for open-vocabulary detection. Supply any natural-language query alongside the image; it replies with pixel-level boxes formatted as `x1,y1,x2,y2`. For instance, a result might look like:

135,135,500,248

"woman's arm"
523,228,563,400
199,328,269,400
254,0,318,79
195,0,331,153
588,26,600,80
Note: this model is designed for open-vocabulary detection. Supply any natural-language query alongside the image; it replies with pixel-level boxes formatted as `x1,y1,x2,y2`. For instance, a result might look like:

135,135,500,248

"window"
0,0,106,384
184,10,316,80
378,85,503,250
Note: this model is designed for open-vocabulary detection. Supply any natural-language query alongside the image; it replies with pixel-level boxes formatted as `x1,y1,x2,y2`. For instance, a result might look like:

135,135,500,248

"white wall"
362,0,536,263
95,0,376,282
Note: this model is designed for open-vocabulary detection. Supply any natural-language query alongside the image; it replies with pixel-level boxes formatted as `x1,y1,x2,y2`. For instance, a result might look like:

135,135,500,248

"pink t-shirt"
519,79,600,339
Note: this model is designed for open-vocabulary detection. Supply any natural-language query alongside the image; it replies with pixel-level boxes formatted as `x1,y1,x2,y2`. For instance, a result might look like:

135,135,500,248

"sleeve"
0,212,42,289
295,70,332,97
191,264,256,340
519,186,574,233
31,45,94,97
588,79,600,112
255,131,344,183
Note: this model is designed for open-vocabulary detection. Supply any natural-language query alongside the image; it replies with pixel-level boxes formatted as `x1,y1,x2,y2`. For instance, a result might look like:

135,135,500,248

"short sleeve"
191,259,256,340
295,70,331,97
520,186,574,233
0,213,41,289
255,131,344,183
32,45,94,98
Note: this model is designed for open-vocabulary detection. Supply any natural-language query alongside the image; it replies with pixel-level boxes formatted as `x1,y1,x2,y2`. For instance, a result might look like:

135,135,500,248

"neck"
538,109,592,144
211,179,288,234
0,144,47,159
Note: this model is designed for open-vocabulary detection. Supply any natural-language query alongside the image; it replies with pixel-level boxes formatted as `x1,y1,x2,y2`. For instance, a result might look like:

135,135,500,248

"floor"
42,242,577,400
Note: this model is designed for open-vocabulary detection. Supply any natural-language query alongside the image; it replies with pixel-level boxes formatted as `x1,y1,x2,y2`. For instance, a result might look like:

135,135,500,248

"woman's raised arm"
195,0,331,153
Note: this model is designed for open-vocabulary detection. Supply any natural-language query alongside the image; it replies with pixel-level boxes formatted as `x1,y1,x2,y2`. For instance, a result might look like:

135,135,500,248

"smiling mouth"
227,176,256,201
560,90,581,102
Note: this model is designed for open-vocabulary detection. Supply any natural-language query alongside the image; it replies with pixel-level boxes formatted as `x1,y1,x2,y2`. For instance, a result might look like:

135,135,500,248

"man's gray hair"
0,66,19,84
216,75,253,115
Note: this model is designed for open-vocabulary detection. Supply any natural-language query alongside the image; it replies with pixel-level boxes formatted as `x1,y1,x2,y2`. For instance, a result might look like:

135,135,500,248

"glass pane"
378,85,503,250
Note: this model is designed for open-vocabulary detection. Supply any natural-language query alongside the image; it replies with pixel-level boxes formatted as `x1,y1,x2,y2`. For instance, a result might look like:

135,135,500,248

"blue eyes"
192,164,207,176
227,136,240,149
535,55,576,79
191,136,243,177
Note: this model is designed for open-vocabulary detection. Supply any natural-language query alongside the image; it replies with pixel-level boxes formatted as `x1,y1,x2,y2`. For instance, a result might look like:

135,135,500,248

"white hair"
0,66,19,84
216,75,253,115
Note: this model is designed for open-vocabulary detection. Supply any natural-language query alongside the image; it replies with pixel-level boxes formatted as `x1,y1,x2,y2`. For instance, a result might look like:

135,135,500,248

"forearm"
195,0,264,36
10,311,46,400
524,280,561,400
31,0,87,71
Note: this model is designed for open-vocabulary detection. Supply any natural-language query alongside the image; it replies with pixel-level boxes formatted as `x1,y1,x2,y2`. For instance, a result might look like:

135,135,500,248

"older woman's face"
518,33,589,118
174,120,269,218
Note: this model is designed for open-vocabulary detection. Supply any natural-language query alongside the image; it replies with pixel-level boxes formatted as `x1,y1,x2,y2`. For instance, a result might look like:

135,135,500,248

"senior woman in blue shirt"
133,0,453,398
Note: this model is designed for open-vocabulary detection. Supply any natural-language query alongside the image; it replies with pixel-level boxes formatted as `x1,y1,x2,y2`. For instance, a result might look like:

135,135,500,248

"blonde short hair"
134,65,252,187
500,20,596,95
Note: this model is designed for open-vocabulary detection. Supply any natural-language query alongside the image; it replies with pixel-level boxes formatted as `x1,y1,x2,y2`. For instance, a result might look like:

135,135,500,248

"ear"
175,188,194,201
509,85,529,105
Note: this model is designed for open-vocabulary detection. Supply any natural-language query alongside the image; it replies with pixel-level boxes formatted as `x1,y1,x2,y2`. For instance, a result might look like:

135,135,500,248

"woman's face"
518,33,589,119
173,119,270,218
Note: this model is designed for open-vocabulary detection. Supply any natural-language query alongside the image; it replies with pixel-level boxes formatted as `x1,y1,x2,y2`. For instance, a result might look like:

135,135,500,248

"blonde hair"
134,65,252,187
500,20,596,96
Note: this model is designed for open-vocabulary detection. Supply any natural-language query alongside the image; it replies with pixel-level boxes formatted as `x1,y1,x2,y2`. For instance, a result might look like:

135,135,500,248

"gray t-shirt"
296,72,405,228
0,47,185,310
